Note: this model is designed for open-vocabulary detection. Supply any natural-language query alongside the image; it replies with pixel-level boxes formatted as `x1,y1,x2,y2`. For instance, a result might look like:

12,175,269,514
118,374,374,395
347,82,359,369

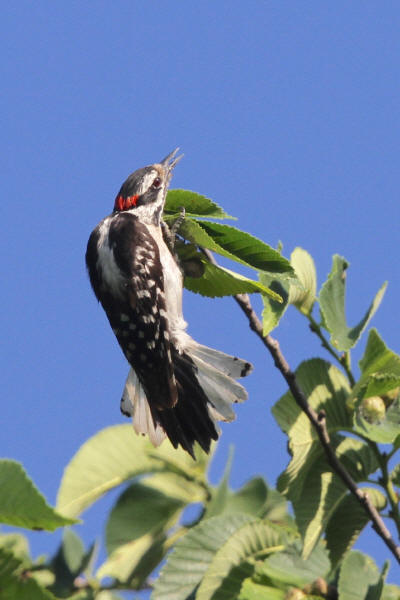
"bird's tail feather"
190,342,253,378
121,369,166,447
121,344,252,457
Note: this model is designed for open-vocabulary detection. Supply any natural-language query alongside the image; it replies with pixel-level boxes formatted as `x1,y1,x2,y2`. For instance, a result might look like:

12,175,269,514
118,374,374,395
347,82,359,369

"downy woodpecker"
86,150,252,457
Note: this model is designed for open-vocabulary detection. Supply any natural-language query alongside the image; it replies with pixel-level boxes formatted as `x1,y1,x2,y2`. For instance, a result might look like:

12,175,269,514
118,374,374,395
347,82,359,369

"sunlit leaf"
143,471,207,504
239,578,285,600
0,460,76,531
152,514,253,600
273,359,352,502
383,584,400,599
260,275,290,335
260,247,311,334
353,329,400,399
56,425,210,518
289,247,317,315
353,396,400,444
165,189,235,219
319,255,387,350
196,520,287,600
273,360,379,557
259,540,330,588
359,329,400,377
348,330,400,443
184,258,282,300
181,220,294,275
338,551,382,600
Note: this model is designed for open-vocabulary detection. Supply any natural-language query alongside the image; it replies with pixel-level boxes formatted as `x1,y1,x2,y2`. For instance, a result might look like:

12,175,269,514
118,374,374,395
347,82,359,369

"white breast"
96,217,126,297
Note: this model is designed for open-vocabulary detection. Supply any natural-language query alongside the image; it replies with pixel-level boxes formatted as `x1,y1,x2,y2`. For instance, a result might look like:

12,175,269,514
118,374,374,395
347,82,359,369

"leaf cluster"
1,189,400,598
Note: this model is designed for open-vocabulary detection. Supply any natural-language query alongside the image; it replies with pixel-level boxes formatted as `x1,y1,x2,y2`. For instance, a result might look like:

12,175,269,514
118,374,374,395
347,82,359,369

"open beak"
160,148,184,174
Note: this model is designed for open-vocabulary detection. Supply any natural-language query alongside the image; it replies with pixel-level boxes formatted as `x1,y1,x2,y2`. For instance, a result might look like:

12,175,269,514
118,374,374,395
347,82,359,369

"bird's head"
113,148,183,225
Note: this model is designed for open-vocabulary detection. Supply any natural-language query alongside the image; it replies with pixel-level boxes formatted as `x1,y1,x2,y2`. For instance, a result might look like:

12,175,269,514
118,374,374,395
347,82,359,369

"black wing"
86,212,177,409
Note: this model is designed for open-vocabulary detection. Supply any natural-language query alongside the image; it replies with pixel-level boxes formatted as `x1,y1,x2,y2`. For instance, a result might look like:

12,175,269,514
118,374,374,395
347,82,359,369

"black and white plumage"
86,149,252,457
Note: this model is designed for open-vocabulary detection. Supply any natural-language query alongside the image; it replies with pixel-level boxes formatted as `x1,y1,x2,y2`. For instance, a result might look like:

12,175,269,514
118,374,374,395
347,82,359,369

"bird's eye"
152,177,162,188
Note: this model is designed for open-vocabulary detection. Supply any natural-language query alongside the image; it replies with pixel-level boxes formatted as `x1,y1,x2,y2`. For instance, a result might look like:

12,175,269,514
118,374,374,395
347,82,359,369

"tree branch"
200,246,400,562
232,290,400,564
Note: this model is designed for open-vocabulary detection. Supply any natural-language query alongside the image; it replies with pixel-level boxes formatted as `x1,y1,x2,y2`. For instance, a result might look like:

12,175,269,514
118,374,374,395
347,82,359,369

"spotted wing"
95,213,177,409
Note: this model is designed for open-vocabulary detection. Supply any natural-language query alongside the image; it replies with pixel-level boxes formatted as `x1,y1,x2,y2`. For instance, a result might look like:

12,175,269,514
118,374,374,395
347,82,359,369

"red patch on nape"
114,194,139,211
114,195,124,211
126,194,139,208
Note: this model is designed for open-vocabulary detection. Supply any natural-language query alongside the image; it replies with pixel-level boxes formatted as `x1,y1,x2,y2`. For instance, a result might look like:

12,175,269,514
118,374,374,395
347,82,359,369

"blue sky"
2,0,400,585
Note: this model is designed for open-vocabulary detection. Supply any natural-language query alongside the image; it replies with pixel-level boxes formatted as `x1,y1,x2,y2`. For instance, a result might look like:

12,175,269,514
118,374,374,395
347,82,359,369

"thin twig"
200,248,400,564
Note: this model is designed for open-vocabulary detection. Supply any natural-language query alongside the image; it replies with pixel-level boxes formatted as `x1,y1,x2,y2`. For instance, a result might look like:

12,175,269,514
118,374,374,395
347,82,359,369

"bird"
85,149,252,457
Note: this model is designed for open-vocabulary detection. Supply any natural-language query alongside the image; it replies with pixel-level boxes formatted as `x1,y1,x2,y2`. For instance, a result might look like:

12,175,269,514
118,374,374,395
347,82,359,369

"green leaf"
165,189,235,219
260,486,290,523
96,593,124,600
260,247,313,334
391,463,400,487
184,257,282,300
49,529,94,597
260,275,290,335
204,463,289,526
0,460,76,531
372,562,390,600
0,533,30,564
353,395,400,444
0,546,57,600
239,578,285,600
196,520,287,600
273,360,379,557
349,330,400,443
56,425,210,518
382,584,400,599
143,471,207,504
152,514,253,600
97,532,166,585
352,329,400,400
338,551,382,600
224,478,270,518
325,487,387,567
59,529,85,575
319,255,387,351
289,247,317,315
190,221,294,275
359,329,400,378
204,448,233,519
273,359,352,501
259,540,330,588
105,481,185,555
298,438,378,559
